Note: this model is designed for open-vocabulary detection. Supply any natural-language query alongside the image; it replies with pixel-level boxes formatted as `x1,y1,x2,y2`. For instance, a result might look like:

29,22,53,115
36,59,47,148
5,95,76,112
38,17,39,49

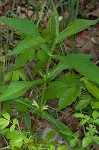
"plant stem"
36,0,47,27
33,43,55,132
40,43,55,107
33,113,39,132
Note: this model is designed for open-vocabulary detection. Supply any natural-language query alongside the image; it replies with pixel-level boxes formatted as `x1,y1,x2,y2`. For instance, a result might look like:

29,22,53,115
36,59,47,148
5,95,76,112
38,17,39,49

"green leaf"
47,6,59,40
58,145,69,150
12,70,27,81
2,111,10,120
44,16,58,40
46,129,56,141
73,132,79,138
47,141,57,147
12,70,20,81
44,81,69,101
48,54,93,81
93,135,99,144
10,136,23,148
14,103,28,113
37,50,47,61
48,62,70,81
82,136,92,148
55,19,99,43
40,43,51,56
52,1,59,37
59,73,77,85
5,130,21,139
0,128,9,136
58,87,80,110
2,103,12,115
0,79,43,102
43,112,73,146
31,44,50,78
23,113,31,132
47,144,56,150
42,2,59,41
4,72,12,82
79,119,87,126
75,95,90,110
14,49,35,70
94,118,99,125
45,73,78,101
10,125,15,132
53,54,99,84
74,113,85,118
9,98,72,147
18,70,27,81
59,130,73,136
0,17,39,36
0,118,10,129
13,119,19,125
15,98,35,111
7,36,49,55
0,55,5,62
53,53,92,61
37,139,46,144
45,73,81,110
70,138,78,147
92,102,99,109
92,111,99,120
83,79,99,99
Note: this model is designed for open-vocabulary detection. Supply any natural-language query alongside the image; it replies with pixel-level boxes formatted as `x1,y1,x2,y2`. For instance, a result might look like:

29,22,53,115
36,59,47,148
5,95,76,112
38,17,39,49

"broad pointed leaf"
43,112,72,146
48,62,71,81
83,79,99,99
46,129,56,141
49,54,92,80
42,2,59,40
47,3,59,39
0,17,39,36
23,114,31,132
7,36,49,55
59,73,77,85
0,118,10,129
53,54,99,84
92,102,99,109
52,0,59,37
0,79,43,102
75,99,90,110
14,49,35,70
58,87,81,110
55,19,99,43
44,81,70,101
82,137,92,148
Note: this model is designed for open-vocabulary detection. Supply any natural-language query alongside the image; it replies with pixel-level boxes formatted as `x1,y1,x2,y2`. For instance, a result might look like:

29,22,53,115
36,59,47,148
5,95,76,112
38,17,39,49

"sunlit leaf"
46,129,56,141
82,137,92,148
83,79,99,99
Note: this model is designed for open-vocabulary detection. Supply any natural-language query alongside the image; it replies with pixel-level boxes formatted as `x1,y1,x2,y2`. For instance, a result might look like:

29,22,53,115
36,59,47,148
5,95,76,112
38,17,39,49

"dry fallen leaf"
87,7,99,18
